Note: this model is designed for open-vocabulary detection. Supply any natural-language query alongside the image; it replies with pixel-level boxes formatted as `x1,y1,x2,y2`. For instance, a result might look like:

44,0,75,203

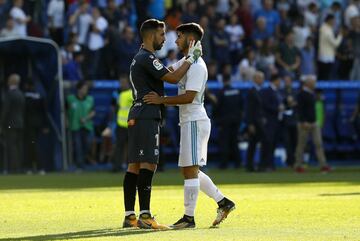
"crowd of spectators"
0,0,359,81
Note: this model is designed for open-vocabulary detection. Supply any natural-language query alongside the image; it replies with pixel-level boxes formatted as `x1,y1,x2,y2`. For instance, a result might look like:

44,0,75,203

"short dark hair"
140,19,165,40
325,14,335,22
76,81,88,90
176,23,204,41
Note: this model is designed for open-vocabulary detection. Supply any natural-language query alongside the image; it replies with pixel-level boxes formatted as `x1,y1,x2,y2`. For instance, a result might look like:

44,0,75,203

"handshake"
185,40,203,64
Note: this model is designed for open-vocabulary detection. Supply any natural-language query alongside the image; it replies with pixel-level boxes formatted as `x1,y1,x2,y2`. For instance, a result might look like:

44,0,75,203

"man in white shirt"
318,14,342,80
47,0,64,45
9,0,30,37
345,0,360,28
143,23,235,229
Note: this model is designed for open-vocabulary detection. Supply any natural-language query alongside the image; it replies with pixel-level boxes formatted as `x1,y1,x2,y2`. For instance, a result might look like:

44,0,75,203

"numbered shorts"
128,119,160,164
178,119,211,167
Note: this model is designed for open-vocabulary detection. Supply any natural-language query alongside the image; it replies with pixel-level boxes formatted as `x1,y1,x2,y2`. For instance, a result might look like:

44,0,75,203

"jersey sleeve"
142,53,169,79
185,64,205,92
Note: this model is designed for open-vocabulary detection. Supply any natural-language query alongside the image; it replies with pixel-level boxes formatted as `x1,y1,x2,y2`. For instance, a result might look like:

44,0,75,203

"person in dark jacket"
0,74,25,173
245,71,265,172
214,74,243,169
23,81,49,174
281,75,298,167
294,75,330,173
259,74,284,171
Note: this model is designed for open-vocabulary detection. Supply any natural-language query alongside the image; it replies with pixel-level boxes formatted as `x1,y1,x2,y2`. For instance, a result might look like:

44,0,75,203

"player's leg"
134,120,169,230
198,170,235,226
122,163,140,228
122,118,141,228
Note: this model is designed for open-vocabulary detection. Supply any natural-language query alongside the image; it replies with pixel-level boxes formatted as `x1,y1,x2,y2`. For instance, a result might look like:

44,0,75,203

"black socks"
123,172,138,212
137,168,154,212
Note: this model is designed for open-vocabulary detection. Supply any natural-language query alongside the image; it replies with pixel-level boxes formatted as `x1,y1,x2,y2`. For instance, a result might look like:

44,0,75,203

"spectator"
281,75,297,167
278,4,293,39
63,50,85,81
87,7,108,79
181,0,199,23
294,75,330,173
225,14,245,65
112,74,132,172
0,18,18,37
102,0,123,28
9,0,31,37
345,0,360,29
67,81,95,170
318,14,342,80
213,73,243,169
164,49,178,67
0,74,25,173
252,17,272,49
0,0,10,30
239,48,257,81
276,31,301,78
207,60,219,81
293,15,311,49
321,1,342,32
148,0,165,20
300,36,316,75
235,0,253,42
23,81,49,175
116,25,139,75
304,2,319,33
47,0,65,46
350,16,360,80
212,18,230,68
61,33,80,64
245,71,266,172
315,89,326,128
199,15,212,62
256,38,278,80
259,74,284,171
68,1,92,45
254,0,280,37
336,27,354,80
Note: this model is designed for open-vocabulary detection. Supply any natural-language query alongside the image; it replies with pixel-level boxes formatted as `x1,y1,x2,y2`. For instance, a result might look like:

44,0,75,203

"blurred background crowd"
1,0,360,174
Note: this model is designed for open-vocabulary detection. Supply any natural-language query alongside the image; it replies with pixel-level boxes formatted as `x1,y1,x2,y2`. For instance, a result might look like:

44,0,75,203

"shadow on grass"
0,168,359,190
1,228,166,241
319,192,360,196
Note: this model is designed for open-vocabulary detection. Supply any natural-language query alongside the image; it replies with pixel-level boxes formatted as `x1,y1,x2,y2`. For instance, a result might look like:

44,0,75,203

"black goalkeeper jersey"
128,48,169,120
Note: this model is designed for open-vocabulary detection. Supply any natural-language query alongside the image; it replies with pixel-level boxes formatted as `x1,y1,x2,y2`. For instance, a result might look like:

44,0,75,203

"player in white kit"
143,23,235,229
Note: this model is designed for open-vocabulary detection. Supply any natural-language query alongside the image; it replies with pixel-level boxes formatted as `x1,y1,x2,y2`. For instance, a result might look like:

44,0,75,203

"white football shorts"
178,119,211,167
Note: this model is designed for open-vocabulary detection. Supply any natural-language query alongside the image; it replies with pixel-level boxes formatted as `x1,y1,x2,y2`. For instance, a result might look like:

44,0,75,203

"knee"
181,166,199,179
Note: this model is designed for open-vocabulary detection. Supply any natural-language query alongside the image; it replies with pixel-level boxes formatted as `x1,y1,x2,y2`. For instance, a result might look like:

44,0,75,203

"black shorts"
128,119,160,164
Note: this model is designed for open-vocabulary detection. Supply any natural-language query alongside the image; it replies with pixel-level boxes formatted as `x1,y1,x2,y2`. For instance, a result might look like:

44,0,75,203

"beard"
153,41,163,51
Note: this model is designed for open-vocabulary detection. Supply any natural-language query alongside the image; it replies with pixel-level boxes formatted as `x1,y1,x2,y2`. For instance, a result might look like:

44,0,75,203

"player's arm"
161,62,191,84
161,41,202,84
143,91,197,105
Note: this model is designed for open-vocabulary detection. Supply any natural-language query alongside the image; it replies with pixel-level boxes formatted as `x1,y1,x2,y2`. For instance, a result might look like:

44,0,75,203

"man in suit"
0,74,25,173
213,73,243,169
295,75,331,173
259,74,284,171
245,71,265,172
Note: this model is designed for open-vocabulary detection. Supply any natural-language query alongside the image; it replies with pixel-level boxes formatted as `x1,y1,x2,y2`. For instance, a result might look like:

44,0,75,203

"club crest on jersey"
149,55,154,59
153,59,163,70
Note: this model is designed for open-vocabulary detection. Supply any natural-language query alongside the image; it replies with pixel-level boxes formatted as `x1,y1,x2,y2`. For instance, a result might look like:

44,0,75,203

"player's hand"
143,91,163,104
185,40,202,64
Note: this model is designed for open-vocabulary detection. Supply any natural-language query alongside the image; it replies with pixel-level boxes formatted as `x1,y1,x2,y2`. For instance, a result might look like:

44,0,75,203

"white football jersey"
171,57,209,123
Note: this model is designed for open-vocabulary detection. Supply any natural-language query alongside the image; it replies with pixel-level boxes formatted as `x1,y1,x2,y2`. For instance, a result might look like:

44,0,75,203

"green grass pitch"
0,168,359,241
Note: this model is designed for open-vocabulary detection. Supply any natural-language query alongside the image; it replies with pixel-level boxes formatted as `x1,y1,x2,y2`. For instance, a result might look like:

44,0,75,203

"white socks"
198,170,224,202
184,178,200,217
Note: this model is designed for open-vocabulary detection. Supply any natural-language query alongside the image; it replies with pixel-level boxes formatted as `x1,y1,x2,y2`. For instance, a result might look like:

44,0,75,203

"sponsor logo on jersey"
139,149,144,156
153,59,163,70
